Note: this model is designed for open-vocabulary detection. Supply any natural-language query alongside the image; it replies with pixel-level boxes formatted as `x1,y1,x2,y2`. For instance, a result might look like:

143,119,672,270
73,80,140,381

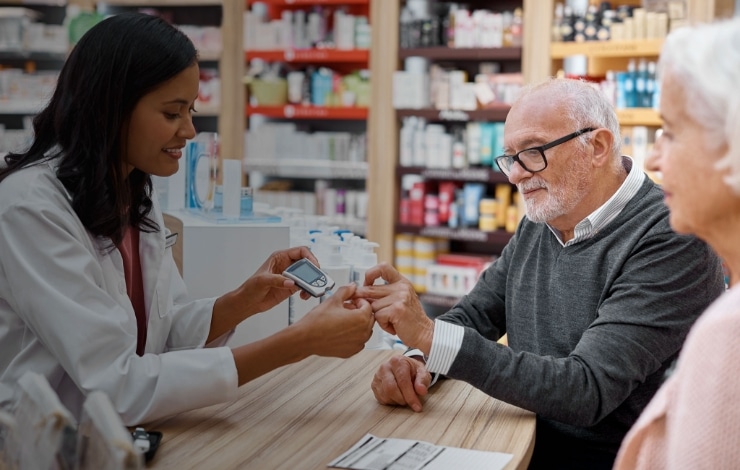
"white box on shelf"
425,264,480,297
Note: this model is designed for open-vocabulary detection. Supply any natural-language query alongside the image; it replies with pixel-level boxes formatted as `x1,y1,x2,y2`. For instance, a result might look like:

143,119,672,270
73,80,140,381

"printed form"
329,434,513,470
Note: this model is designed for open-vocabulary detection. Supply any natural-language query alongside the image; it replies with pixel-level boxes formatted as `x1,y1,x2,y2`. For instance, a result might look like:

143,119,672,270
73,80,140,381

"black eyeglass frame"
495,127,596,176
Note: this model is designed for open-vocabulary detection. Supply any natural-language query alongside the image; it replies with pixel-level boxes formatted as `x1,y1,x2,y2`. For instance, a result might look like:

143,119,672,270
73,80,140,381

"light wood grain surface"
146,350,535,470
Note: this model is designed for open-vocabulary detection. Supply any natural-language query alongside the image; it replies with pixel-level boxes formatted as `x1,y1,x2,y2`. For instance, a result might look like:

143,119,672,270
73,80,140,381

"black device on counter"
132,427,162,463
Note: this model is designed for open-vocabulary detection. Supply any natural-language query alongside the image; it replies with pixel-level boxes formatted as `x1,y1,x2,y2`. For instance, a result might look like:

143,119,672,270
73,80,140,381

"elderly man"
356,78,725,469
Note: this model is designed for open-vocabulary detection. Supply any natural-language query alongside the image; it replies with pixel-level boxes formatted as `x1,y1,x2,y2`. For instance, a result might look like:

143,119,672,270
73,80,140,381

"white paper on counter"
328,433,513,470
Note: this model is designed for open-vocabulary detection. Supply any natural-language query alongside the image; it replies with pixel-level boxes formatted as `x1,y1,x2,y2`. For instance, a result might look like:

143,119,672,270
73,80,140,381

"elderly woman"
614,17,740,469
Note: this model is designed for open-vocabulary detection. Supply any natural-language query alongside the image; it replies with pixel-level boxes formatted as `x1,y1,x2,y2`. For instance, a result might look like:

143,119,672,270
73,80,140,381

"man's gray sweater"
438,176,725,457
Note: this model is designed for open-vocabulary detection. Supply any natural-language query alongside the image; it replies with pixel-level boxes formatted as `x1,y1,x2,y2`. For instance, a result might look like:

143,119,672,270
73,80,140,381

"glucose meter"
283,258,335,297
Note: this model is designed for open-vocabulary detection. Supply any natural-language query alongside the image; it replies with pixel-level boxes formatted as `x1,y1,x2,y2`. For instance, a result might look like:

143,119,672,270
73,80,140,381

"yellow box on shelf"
550,38,664,59
616,108,662,127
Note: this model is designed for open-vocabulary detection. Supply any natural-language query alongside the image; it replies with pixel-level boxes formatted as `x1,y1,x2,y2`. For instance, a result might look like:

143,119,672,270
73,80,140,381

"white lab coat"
0,160,239,425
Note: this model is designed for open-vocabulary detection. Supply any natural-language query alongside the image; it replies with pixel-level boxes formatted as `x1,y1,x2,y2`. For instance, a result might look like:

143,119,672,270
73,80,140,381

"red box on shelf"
436,253,497,273
408,181,434,226
437,181,460,224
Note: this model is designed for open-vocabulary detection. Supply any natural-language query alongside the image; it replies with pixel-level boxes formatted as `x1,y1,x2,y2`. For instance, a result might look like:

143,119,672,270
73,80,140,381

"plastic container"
0,8,38,51
248,78,288,106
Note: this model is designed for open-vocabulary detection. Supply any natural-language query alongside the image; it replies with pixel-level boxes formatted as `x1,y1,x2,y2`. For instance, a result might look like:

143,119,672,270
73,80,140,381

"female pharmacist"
614,17,740,469
0,13,374,426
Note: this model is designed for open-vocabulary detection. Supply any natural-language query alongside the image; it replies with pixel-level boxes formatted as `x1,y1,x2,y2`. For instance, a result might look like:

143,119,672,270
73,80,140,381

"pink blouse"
117,226,147,356
614,285,740,469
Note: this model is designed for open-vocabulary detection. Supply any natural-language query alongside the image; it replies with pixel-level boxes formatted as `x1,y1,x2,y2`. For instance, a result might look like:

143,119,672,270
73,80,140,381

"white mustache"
518,180,547,193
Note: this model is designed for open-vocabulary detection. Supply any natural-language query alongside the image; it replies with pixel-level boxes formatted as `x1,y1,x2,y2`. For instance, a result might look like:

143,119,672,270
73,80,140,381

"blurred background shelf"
244,159,367,179
396,105,511,122
245,49,368,63
246,105,368,119
399,46,522,61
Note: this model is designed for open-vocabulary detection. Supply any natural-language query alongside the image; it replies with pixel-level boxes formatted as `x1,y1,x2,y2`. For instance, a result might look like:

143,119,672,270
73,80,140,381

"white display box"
163,210,290,347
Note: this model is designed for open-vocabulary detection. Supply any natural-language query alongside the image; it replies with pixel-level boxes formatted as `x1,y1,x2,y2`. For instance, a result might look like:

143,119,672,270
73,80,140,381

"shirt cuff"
425,319,464,375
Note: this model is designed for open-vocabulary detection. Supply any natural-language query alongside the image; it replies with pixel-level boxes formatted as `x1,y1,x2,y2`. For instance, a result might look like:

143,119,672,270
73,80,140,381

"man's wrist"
403,348,439,387
403,348,427,363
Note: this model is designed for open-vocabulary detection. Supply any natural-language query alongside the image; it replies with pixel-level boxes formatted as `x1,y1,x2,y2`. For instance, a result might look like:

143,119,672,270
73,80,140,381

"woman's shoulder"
681,286,740,357
0,161,70,212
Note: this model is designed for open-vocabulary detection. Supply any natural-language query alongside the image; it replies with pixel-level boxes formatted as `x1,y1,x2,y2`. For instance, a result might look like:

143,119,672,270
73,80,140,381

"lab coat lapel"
138,194,166,330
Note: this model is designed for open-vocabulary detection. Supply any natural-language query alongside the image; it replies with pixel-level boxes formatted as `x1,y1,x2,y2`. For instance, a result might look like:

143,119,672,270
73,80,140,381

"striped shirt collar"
548,156,645,246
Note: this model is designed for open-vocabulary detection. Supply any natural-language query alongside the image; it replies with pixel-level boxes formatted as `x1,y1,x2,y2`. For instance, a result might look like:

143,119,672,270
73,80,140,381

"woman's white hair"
659,17,740,194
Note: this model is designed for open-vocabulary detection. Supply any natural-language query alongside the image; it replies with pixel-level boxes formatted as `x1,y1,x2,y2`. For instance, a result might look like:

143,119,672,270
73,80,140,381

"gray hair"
659,17,740,194
515,77,622,160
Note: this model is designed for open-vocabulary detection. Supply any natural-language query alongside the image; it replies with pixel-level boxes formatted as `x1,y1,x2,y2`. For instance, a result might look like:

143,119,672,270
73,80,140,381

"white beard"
520,160,592,223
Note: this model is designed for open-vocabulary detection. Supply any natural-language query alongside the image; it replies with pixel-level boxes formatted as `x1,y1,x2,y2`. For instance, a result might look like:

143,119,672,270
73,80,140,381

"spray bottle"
352,241,389,349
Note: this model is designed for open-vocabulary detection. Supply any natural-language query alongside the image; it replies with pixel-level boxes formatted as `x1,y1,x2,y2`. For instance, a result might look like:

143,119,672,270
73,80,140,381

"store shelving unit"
4,0,730,263
243,0,371,233
527,0,731,130
366,1,542,265
554,36,664,127
389,1,525,279
0,0,69,153
366,0,731,266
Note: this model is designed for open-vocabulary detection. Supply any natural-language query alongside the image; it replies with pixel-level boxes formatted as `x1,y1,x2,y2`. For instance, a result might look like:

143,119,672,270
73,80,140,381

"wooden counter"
147,350,536,469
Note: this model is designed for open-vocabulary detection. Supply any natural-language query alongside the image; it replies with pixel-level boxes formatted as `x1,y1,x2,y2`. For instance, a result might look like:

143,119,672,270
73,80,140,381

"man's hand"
371,354,432,412
354,262,434,354
297,284,375,358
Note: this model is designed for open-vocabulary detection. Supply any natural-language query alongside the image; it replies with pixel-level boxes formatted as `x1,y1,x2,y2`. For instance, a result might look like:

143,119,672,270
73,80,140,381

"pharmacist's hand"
298,284,375,358
237,246,317,316
354,263,434,355
372,354,431,413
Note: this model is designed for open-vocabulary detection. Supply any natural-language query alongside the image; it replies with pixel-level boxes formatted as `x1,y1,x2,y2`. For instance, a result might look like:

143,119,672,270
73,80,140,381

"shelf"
198,50,221,61
397,166,510,184
246,49,369,63
396,224,513,245
396,105,510,122
325,216,367,236
247,0,368,5
616,108,662,127
245,158,367,179
0,0,65,4
0,50,66,61
398,46,522,61
0,101,45,115
100,0,223,5
550,38,664,59
247,104,368,120
195,104,220,116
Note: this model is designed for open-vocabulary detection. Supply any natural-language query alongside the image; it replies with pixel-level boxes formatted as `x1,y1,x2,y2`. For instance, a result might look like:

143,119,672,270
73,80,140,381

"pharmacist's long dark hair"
0,12,197,247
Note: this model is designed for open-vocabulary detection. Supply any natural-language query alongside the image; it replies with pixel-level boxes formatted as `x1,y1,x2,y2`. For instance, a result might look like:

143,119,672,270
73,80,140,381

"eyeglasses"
495,128,596,177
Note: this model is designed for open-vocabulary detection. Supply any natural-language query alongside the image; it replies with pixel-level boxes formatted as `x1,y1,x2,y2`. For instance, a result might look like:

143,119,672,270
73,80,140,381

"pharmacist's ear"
589,128,614,168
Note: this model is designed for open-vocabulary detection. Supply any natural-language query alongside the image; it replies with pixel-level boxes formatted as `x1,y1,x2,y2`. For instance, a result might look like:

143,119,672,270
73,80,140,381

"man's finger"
363,262,403,286
392,357,423,412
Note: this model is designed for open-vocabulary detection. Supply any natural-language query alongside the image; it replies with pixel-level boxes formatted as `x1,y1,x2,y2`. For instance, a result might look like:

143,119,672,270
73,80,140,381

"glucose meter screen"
293,262,320,282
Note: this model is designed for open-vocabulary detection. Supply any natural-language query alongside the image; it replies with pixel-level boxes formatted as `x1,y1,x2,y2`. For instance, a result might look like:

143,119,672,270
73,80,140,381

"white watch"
403,348,427,362
403,348,439,387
